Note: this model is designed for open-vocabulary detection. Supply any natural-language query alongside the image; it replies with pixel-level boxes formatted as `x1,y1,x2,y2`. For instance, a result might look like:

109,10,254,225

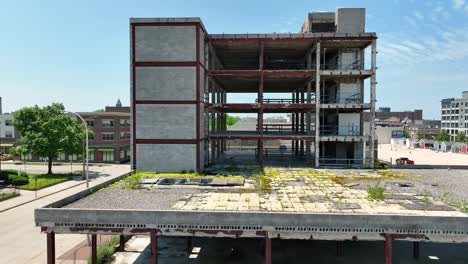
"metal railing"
319,157,370,167
320,124,361,136
321,93,362,104
255,124,315,134
256,97,316,104
321,59,362,70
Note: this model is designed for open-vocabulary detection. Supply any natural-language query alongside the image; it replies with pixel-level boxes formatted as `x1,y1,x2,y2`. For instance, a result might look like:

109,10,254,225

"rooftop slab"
35,168,468,242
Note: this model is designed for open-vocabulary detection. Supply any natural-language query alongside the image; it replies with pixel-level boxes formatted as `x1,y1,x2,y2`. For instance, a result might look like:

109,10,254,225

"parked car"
395,157,414,165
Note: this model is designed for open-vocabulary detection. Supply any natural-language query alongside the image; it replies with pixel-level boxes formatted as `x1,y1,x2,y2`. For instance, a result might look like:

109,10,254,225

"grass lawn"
18,173,74,190
0,192,19,201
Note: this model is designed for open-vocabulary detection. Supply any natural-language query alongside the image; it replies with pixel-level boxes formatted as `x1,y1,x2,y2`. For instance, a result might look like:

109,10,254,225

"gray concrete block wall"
136,104,196,139
137,144,197,172
199,29,205,66
335,8,365,34
135,67,196,100
135,26,196,61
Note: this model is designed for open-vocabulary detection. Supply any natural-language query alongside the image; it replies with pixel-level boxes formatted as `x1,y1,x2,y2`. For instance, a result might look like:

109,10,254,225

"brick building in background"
76,100,130,163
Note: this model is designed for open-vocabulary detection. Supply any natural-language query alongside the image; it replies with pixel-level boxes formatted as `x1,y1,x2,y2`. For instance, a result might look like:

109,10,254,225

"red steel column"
47,232,55,264
119,235,125,251
413,241,420,259
265,237,272,264
258,42,264,166
384,234,392,264
151,230,158,264
91,234,97,264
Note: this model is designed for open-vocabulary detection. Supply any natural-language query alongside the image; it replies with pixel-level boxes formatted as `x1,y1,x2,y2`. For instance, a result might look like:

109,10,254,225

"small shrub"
181,170,187,174
0,170,29,185
367,183,385,201
121,173,143,189
88,236,120,264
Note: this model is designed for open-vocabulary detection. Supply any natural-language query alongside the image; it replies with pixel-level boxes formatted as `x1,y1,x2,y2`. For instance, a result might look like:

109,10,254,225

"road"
0,164,131,264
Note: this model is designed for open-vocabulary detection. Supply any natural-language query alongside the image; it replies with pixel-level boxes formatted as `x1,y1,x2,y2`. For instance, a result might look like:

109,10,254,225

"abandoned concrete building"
36,9,468,264
131,8,377,172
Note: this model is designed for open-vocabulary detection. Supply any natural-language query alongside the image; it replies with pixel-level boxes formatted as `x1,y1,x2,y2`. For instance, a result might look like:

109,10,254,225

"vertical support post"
292,93,295,153
370,39,377,168
306,47,313,161
91,234,97,264
413,242,420,259
265,237,272,264
151,230,157,264
258,42,264,167
315,42,321,167
384,234,392,264
295,91,299,156
187,237,193,254
336,241,343,257
47,232,55,264
300,91,305,157
119,235,125,251
210,89,216,163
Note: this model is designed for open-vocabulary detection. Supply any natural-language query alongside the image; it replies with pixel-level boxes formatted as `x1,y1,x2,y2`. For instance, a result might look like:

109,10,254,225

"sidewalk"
0,164,130,212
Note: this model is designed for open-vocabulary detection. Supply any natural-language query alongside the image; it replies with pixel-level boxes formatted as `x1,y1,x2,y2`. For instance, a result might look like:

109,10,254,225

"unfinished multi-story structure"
131,8,377,172
441,91,468,141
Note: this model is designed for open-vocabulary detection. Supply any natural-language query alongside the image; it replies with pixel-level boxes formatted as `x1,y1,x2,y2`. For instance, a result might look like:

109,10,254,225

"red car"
396,157,414,165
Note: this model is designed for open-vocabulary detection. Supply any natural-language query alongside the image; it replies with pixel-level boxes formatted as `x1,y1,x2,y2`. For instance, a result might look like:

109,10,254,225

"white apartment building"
441,91,468,141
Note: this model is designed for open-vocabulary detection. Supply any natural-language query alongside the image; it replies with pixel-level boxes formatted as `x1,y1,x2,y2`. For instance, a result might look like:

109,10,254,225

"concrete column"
384,234,392,264
265,237,272,264
292,93,295,153
91,234,97,264
370,39,377,168
315,42,321,167
47,232,55,264
151,230,158,264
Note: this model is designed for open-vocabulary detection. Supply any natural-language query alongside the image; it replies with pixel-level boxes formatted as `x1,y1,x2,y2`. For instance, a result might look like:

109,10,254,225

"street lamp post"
63,111,89,188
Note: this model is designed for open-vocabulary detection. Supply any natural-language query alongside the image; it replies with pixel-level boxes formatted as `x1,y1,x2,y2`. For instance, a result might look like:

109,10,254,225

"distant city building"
441,91,468,141
408,120,441,140
76,100,130,163
364,107,422,126
0,98,17,155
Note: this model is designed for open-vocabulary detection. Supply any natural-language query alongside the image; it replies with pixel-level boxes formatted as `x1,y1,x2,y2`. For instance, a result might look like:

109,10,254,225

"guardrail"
320,125,361,136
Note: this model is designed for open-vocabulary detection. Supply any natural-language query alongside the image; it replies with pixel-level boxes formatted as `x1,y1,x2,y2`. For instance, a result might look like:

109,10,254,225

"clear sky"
1,0,467,119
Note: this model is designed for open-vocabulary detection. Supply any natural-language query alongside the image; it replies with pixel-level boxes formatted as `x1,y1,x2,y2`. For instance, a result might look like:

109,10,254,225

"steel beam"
384,234,392,264
265,237,272,264
151,230,158,264
336,241,343,257
91,234,97,264
315,42,321,167
413,242,420,259
370,39,377,168
119,235,125,251
47,232,55,264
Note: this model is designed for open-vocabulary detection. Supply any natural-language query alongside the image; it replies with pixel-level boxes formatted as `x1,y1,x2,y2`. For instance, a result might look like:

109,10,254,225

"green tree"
403,130,411,138
435,130,450,141
13,103,87,174
226,115,240,127
455,131,466,142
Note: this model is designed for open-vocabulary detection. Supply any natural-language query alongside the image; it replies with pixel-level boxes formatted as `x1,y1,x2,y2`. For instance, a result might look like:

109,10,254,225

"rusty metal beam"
151,230,157,264
47,232,55,264
413,242,420,259
384,234,392,264
119,235,125,251
91,234,97,264
265,237,272,264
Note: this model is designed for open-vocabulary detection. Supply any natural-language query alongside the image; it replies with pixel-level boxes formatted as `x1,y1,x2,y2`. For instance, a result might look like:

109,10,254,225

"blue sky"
1,0,467,119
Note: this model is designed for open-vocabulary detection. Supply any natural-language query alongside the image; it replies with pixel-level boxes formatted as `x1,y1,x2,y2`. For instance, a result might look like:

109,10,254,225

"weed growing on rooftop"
121,173,143,190
449,200,468,212
367,183,385,201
